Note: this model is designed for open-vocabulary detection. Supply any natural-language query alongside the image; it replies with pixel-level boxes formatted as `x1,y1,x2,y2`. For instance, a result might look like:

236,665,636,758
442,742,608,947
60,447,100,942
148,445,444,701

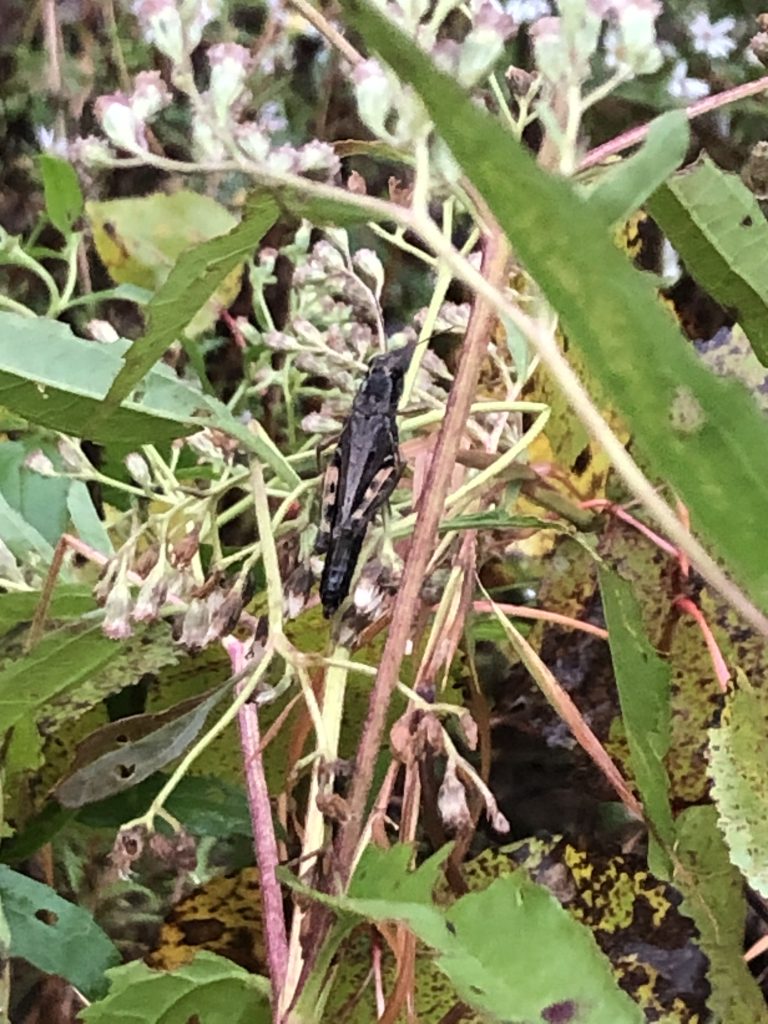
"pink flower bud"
25,450,56,477
68,135,114,167
103,576,134,639
208,42,254,120
94,93,146,152
235,121,271,162
130,70,171,121
131,0,185,63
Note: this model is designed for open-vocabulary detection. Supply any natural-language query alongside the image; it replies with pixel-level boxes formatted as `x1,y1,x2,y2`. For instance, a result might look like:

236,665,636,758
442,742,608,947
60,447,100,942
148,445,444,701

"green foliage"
585,111,689,227
674,806,768,1024
649,155,768,366
0,438,70,546
39,155,84,236
599,566,674,874
341,0,768,613
80,952,272,1023
0,864,120,998
3,1,768,1018
0,586,96,636
301,844,643,1024
100,193,278,408
0,312,238,445
55,684,232,807
708,669,768,898
0,623,123,775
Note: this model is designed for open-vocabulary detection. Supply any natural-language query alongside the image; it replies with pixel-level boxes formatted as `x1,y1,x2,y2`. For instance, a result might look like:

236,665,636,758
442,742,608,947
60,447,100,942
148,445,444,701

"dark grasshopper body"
316,343,415,616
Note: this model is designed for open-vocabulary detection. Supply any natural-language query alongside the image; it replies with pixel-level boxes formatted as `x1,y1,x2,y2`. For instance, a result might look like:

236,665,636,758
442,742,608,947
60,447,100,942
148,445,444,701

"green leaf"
80,952,271,1024
55,685,231,807
439,511,565,533
67,480,113,555
0,439,70,546
0,312,299,484
674,805,768,1024
339,0,768,611
585,111,689,227
599,566,674,875
708,668,768,897
102,193,278,409
0,864,119,998
0,312,212,445
296,845,643,1024
39,155,84,235
86,190,238,290
0,490,53,560
0,623,122,771
649,155,768,365
0,585,96,635
77,774,251,836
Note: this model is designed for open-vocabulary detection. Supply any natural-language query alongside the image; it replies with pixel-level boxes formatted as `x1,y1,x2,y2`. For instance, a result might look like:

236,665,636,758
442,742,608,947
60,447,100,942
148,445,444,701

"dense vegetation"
2,0,768,1021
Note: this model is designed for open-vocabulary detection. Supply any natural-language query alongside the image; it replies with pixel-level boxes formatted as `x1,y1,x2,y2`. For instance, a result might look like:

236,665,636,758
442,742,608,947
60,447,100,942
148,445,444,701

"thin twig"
486,587,643,818
470,601,609,639
227,637,289,1011
580,74,768,171
287,0,363,66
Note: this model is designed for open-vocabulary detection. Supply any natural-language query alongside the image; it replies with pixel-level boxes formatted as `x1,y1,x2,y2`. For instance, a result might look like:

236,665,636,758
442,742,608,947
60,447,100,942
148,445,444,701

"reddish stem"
580,74,768,171
674,596,731,692
224,636,289,1009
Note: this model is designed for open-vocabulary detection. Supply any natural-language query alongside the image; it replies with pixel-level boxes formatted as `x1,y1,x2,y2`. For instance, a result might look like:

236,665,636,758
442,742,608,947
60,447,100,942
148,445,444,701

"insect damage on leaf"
316,342,414,617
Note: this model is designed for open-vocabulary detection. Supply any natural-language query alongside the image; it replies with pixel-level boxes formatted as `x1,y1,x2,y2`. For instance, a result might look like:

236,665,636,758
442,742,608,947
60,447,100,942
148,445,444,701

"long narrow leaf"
339,0,768,610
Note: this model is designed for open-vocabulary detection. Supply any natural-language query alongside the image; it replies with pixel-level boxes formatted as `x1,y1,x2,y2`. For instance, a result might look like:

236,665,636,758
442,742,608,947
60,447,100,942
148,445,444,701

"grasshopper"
316,342,415,617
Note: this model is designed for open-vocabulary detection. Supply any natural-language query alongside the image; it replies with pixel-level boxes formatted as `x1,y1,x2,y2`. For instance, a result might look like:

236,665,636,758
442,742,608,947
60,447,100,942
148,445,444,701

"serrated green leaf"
599,566,674,875
102,193,278,409
674,805,768,1024
339,0,768,611
294,845,643,1024
39,155,84,235
586,111,689,227
80,952,271,1024
708,669,768,897
649,156,768,365
0,864,119,998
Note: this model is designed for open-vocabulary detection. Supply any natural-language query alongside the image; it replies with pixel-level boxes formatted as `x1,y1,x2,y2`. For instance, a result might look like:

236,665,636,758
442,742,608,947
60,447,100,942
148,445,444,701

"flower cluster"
74,0,339,181
352,0,516,153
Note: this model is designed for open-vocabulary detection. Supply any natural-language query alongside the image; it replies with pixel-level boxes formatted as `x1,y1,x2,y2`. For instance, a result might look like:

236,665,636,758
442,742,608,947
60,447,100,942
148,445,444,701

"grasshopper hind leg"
314,450,341,555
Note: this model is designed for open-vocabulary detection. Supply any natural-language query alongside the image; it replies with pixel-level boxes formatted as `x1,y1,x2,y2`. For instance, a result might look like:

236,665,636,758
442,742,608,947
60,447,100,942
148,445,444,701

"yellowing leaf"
86,191,243,335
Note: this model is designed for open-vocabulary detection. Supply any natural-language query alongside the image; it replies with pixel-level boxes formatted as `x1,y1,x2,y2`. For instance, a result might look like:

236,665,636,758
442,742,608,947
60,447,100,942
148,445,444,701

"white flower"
502,0,550,22
688,12,737,60
130,70,171,121
35,126,68,156
25,450,56,477
667,59,709,101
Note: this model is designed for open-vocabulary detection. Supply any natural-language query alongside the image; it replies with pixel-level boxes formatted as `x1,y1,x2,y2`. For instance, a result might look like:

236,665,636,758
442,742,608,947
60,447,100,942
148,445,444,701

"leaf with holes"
0,865,120,998
54,684,231,807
